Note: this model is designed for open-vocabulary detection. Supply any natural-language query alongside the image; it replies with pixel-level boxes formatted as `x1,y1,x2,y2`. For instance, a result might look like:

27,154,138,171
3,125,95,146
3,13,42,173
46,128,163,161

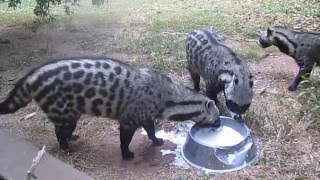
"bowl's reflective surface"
181,116,262,173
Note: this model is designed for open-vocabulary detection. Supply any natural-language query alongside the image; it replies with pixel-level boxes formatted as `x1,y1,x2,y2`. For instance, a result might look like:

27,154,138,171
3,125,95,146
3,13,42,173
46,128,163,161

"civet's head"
219,70,254,119
258,26,291,48
194,100,220,126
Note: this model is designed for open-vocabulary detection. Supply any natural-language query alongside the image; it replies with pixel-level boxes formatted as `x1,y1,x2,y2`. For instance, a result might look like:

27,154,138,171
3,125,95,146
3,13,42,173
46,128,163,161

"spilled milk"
193,126,245,147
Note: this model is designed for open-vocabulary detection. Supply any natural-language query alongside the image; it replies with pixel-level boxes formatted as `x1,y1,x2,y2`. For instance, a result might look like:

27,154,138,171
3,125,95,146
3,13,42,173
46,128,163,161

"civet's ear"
267,28,272,36
205,100,214,111
205,100,219,117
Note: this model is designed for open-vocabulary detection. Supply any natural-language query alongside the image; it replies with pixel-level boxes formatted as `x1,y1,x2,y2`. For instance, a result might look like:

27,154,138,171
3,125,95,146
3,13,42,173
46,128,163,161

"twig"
161,31,188,36
20,112,37,121
25,146,46,180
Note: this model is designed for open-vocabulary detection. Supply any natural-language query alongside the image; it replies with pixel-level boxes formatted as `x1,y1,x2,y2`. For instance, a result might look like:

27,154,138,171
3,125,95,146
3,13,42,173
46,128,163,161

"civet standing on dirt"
258,26,320,91
0,57,220,160
186,29,254,124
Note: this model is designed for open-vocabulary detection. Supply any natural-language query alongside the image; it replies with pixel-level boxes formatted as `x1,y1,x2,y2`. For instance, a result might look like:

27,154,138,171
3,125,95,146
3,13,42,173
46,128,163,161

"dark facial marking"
218,69,234,76
168,111,202,121
235,78,239,84
276,32,298,48
226,100,250,114
274,37,290,54
165,100,203,108
267,28,272,36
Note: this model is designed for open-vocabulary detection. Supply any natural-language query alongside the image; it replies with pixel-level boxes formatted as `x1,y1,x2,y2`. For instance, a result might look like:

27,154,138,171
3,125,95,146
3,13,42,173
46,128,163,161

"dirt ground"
0,18,319,179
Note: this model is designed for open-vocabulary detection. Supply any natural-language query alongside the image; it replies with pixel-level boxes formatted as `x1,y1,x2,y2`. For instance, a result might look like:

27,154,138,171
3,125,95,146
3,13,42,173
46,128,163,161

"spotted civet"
258,26,320,91
0,57,220,160
186,29,254,124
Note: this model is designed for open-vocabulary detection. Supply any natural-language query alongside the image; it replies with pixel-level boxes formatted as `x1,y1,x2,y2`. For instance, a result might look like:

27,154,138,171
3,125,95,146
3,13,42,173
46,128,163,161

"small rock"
259,88,267,95
7,76,16,81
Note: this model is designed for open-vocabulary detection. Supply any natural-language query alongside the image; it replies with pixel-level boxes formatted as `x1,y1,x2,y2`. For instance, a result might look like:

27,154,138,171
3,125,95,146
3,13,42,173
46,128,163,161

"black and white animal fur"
0,57,220,160
258,26,320,91
186,29,254,123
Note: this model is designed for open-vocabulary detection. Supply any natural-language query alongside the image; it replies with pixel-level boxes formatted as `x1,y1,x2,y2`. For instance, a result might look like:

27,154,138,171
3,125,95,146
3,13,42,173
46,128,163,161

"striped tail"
0,77,32,114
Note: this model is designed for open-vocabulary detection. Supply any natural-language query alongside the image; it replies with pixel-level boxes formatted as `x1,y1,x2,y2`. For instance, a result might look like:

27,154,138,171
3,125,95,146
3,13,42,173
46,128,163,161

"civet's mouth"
258,38,271,48
226,100,250,115
233,114,242,120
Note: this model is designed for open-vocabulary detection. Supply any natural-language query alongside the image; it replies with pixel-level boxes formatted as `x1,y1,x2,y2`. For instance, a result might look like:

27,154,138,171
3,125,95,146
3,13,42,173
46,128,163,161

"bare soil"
0,20,319,180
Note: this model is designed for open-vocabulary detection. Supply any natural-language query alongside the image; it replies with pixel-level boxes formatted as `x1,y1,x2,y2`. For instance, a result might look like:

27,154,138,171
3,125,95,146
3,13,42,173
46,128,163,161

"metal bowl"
181,116,261,173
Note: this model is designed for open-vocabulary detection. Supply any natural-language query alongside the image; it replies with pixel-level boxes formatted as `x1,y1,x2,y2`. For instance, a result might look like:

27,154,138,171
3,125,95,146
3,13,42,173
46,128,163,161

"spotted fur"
186,29,254,121
0,57,219,160
258,26,320,91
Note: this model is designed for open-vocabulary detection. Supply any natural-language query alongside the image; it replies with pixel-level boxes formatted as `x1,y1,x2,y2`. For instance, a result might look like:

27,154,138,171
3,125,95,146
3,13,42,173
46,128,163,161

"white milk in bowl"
193,126,245,147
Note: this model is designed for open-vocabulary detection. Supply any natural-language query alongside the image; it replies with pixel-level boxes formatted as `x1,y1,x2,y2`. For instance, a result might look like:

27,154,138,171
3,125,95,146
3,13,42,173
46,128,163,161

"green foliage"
0,76,4,91
34,0,61,17
300,74,320,125
7,0,67,17
8,0,21,8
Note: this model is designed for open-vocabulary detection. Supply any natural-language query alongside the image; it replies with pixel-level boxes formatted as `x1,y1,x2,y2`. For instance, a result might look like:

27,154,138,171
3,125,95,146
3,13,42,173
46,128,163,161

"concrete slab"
0,129,94,180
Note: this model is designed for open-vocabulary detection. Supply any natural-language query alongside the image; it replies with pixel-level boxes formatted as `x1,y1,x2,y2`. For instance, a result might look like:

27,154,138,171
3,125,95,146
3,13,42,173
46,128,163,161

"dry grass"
0,0,320,179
